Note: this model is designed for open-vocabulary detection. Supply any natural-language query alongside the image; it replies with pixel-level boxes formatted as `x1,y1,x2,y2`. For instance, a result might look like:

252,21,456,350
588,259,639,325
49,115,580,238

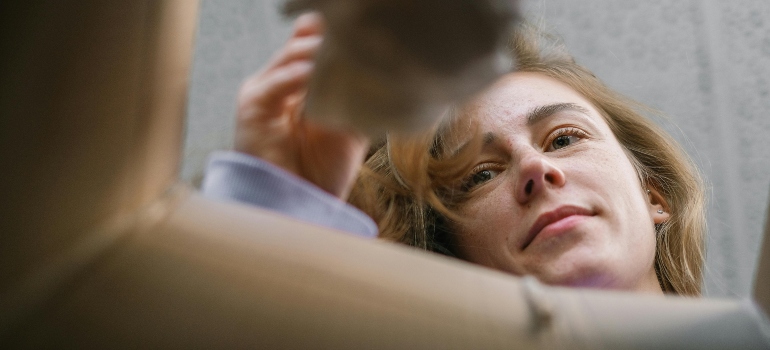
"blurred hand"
235,12,369,200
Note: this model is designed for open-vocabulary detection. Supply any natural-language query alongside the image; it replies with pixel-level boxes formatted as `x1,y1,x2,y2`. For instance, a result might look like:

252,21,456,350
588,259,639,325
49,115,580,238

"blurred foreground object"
755,193,770,317
284,0,520,135
0,0,768,348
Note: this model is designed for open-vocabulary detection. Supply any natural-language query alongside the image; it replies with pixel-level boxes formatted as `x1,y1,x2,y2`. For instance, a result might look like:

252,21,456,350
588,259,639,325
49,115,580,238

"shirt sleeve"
200,151,378,238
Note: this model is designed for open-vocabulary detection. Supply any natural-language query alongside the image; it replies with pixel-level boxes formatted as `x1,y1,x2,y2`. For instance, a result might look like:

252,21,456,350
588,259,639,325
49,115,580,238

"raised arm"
202,13,376,237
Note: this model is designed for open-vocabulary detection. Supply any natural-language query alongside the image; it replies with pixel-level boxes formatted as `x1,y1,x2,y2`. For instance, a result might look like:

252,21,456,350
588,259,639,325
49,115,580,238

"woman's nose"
515,153,566,204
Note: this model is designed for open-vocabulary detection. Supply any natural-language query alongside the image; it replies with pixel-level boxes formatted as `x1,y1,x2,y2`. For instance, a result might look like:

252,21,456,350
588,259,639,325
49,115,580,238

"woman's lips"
522,205,594,250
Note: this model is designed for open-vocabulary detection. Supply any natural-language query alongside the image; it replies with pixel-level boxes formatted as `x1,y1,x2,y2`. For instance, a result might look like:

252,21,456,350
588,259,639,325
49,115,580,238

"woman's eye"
464,168,500,189
551,135,580,150
546,128,587,151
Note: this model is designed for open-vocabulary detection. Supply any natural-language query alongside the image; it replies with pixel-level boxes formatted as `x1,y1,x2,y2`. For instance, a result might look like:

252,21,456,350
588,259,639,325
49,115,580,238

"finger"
293,12,325,37
253,13,324,78
285,91,307,126
239,61,314,119
264,35,322,72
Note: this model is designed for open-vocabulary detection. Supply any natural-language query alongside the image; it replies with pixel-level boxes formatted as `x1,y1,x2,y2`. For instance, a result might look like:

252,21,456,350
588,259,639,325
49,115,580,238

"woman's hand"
235,13,369,200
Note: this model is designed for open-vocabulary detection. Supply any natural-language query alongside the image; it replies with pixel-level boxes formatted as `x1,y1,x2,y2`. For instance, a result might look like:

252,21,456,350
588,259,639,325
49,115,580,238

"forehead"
465,71,602,129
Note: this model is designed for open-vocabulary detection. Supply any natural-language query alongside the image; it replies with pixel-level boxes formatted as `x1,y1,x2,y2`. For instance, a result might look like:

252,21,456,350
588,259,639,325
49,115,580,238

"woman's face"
452,72,669,292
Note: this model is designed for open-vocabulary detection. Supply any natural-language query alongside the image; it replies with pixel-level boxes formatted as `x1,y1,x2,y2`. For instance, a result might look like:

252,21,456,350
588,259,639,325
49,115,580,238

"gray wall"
183,0,770,298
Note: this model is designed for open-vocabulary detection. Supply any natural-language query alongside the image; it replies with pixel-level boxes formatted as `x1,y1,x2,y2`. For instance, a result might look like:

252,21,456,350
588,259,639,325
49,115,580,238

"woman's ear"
647,187,670,224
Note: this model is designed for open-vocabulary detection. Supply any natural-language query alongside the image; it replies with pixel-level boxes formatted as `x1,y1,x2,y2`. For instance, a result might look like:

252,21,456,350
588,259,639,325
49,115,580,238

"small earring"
657,209,664,214
646,189,651,194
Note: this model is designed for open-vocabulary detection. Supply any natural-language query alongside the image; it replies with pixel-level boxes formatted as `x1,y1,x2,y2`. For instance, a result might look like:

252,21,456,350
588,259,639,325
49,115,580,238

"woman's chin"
532,264,654,292
547,274,617,289
525,255,623,290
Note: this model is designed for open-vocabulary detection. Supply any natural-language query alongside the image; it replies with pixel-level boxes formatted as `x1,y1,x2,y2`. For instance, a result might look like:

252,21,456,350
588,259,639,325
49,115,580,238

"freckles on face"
450,72,659,290
453,178,523,272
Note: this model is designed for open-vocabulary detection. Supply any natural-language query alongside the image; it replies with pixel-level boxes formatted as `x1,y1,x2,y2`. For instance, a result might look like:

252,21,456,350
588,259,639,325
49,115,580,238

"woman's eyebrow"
526,103,591,125
449,132,499,158
482,132,497,146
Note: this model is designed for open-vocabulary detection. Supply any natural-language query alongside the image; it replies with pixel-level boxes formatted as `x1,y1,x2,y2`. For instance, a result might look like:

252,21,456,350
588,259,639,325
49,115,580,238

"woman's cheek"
458,189,513,244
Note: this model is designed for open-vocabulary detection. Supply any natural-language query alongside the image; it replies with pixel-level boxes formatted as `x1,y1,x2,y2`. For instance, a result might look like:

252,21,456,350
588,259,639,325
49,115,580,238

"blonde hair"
349,23,706,296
